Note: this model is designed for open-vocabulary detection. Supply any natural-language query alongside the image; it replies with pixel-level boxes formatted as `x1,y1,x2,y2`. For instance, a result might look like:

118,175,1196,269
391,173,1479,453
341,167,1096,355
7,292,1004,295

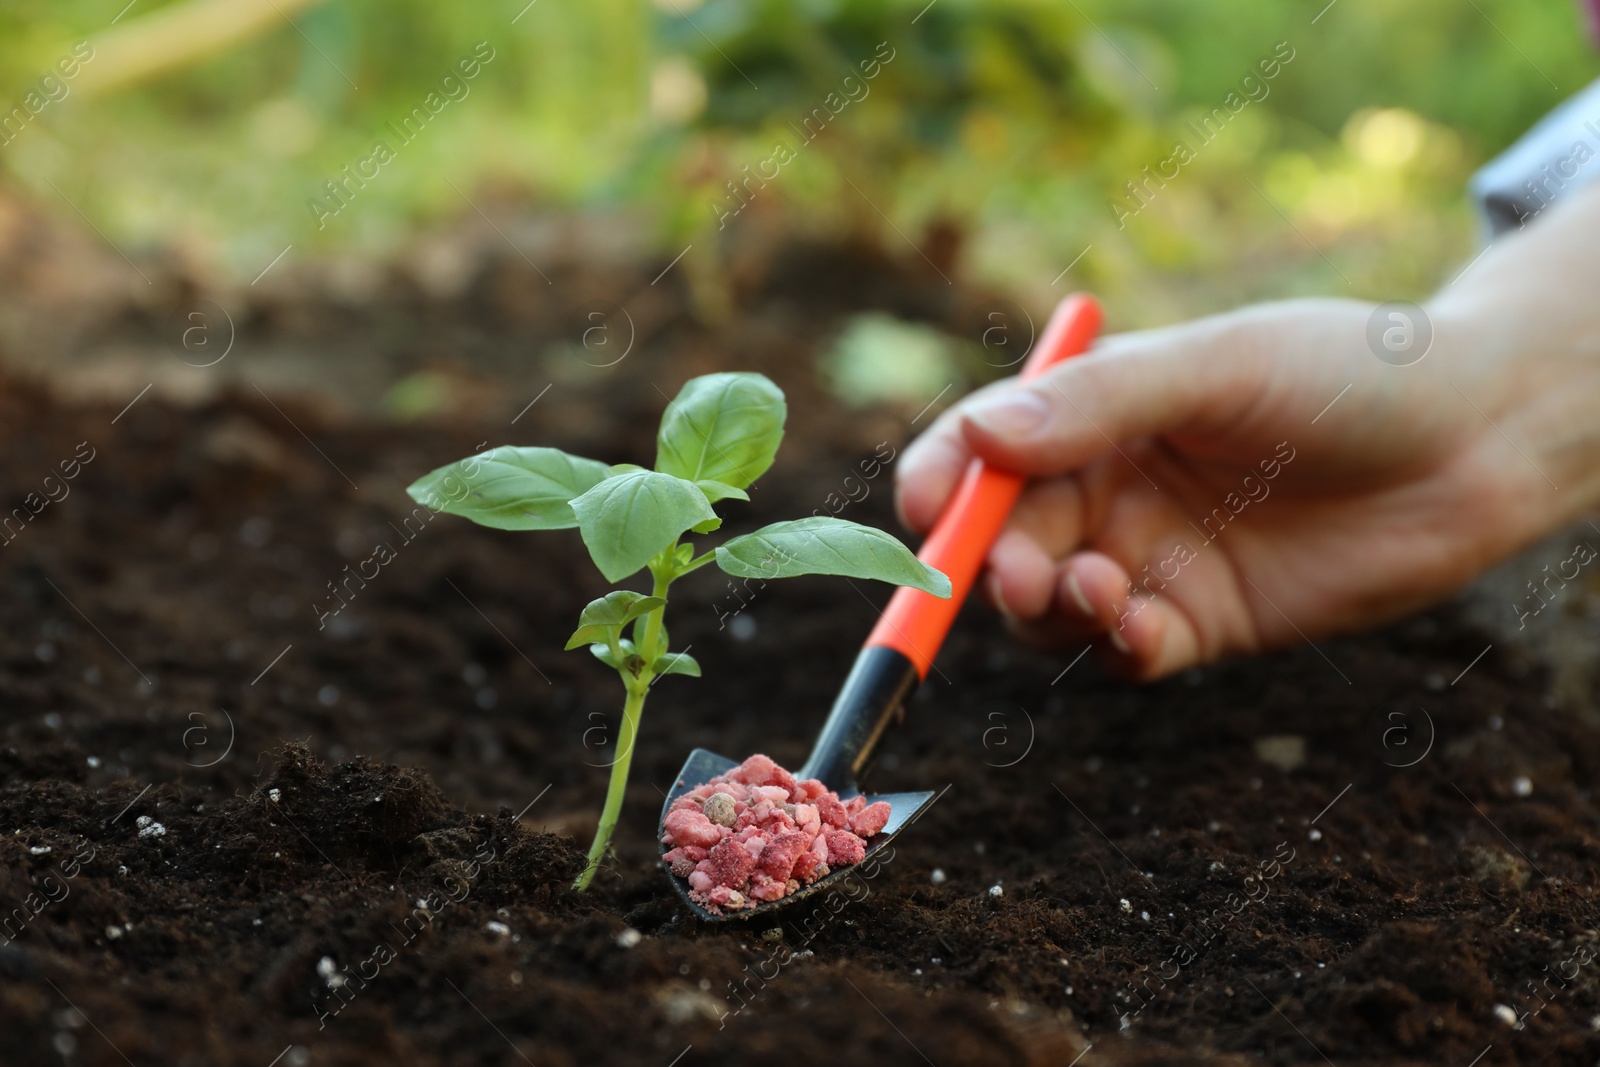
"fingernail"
1108,628,1131,654
1065,573,1094,617
964,390,1050,440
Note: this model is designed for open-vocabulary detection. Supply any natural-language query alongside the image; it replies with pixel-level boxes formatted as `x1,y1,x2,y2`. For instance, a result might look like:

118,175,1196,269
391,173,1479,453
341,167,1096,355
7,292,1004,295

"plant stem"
575,679,649,890
638,563,674,662
574,552,677,891
680,549,718,575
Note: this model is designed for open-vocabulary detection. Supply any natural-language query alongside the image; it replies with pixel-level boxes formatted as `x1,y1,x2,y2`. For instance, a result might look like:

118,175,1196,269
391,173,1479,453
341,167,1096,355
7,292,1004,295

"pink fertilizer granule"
661,754,891,913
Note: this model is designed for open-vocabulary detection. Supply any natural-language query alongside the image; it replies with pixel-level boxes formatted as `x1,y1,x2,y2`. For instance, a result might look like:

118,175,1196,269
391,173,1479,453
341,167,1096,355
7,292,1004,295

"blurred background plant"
0,0,1593,325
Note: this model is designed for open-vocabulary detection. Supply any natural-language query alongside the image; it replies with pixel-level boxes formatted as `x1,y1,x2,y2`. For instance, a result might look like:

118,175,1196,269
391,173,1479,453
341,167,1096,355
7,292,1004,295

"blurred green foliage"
0,0,1593,321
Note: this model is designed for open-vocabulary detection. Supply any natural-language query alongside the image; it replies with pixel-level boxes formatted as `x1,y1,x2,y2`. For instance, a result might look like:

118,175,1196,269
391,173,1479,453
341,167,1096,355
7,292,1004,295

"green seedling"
407,372,950,889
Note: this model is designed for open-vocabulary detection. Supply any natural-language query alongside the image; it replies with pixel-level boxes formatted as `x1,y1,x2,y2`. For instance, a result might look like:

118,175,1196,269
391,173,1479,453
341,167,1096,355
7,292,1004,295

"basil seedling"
408,373,949,888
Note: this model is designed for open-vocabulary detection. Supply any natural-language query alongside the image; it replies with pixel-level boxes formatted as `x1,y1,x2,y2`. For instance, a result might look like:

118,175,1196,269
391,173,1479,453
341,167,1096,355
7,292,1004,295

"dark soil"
1,239,1599,1067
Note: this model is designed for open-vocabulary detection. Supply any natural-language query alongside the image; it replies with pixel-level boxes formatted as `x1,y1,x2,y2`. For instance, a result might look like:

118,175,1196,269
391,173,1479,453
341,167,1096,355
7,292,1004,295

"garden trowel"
661,294,1104,920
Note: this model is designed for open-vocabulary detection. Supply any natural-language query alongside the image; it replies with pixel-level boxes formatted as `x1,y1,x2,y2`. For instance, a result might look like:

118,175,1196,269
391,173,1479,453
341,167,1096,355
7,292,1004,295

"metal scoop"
660,294,1105,920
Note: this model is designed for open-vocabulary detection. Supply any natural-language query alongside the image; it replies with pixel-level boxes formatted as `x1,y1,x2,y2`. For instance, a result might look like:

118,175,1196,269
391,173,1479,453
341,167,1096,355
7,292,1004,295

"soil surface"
1,237,1599,1067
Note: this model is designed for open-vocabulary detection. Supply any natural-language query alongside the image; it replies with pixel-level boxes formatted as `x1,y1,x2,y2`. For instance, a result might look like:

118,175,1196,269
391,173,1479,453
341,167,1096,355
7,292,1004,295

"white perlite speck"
1493,1004,1521,1028
930,868,947,885
135,816,166,838
617,928,643,948
485,921,511,937
317,956,346,989
1119,898,1133,914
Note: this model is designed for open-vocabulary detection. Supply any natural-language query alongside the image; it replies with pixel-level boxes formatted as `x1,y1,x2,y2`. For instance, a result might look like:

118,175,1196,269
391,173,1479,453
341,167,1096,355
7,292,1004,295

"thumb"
957,309,1279,476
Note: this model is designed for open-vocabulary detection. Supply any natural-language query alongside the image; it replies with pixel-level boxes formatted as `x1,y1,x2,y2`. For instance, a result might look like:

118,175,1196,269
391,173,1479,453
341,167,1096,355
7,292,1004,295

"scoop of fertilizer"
661,754,890,913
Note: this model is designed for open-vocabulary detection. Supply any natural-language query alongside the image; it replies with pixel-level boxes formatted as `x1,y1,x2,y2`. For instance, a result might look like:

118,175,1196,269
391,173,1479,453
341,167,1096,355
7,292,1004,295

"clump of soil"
1,239,1599,1066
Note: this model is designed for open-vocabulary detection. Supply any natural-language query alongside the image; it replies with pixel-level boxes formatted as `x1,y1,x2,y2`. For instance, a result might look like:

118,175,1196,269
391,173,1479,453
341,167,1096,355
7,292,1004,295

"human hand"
896,194,1600,679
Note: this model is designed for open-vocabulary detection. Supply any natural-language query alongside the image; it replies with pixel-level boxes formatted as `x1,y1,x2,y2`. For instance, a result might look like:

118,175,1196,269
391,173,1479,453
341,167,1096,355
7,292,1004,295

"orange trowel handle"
866,294,1104,679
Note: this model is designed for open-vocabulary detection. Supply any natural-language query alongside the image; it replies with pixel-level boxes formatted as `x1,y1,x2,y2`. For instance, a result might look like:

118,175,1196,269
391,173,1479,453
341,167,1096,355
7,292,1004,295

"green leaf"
565,628,603,652
563,591,665,650
590,638,642,672
690,516,723,535
652,652,701,677
673,543,695,568
696,479,750,504
407,446,611,531
569,470,717,582
588,590,667,627
716,517,952,597
655,373,786,490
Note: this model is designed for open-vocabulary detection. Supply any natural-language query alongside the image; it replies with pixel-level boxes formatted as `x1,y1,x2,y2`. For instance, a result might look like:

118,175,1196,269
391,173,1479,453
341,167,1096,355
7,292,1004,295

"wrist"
1427,248,1600,556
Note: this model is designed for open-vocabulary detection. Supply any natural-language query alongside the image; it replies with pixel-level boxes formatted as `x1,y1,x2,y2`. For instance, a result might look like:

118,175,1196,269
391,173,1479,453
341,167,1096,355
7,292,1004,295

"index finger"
894,377,1013,533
